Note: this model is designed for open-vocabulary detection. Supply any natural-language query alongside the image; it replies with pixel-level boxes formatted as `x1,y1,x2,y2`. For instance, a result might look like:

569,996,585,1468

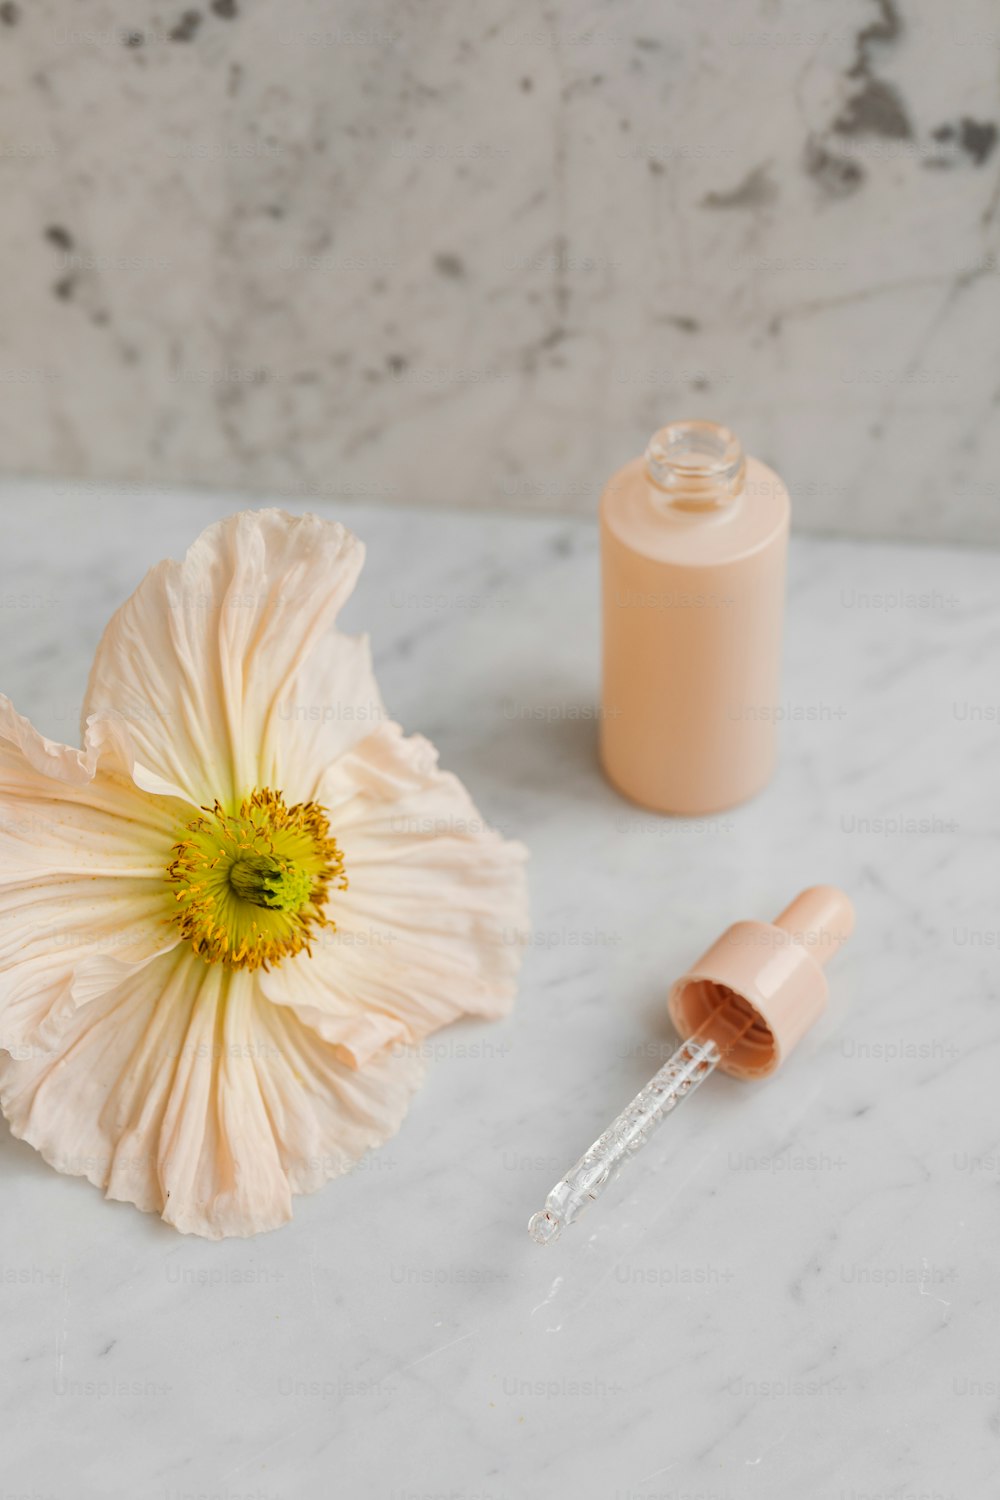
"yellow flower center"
167,789,347,971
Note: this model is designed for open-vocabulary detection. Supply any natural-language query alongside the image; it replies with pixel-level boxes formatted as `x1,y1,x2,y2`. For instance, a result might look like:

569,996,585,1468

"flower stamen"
167,789,347,970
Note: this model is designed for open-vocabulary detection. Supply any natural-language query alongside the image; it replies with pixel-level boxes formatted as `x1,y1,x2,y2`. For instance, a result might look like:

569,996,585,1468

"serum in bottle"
600,419,789,815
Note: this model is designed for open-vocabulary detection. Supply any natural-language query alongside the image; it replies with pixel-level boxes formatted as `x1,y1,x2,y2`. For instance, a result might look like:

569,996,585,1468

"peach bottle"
600,419,789,814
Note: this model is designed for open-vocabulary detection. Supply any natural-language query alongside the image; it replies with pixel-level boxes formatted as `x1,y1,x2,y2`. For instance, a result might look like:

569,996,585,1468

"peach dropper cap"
528,887,855,1244
668,885,855,1080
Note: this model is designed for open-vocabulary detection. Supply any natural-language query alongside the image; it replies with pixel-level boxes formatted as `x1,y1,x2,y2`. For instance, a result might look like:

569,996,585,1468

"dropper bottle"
600,419,790,814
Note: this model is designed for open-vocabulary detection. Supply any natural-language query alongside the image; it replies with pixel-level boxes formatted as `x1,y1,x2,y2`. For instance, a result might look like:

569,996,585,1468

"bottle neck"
644,420,746,515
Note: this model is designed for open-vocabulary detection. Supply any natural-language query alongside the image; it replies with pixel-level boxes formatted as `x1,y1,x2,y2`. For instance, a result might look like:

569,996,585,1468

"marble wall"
1,0,999,542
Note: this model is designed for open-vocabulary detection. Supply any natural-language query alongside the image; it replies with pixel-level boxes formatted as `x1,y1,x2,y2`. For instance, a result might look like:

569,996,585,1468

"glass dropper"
527,1028,729,1244
527,885,857,1245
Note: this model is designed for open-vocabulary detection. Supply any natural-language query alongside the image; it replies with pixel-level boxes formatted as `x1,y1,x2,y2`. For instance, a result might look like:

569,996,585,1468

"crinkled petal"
81,509,384,805
0,947,424,1239
0,695,185,1051
259,723,529,1066
262,630,387,804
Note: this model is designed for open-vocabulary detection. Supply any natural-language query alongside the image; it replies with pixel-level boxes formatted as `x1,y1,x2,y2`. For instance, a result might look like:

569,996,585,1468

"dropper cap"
667,885,855,1080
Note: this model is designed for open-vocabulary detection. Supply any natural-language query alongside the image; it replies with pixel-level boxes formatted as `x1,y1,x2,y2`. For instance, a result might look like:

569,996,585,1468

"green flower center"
166,789,347,971
228,853,315,911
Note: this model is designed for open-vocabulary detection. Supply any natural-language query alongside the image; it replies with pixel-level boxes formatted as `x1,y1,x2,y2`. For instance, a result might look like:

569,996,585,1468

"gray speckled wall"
1,0,999,541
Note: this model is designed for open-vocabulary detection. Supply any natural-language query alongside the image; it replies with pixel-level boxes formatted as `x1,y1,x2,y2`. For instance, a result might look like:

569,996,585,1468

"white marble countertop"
1,481,997,1499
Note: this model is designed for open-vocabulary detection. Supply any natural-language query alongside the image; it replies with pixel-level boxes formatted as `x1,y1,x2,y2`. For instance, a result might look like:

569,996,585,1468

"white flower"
0,510,528,1237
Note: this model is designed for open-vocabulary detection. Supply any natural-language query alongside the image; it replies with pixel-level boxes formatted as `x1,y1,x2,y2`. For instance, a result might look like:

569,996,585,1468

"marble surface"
3,0,1000,542
1,481,999,1498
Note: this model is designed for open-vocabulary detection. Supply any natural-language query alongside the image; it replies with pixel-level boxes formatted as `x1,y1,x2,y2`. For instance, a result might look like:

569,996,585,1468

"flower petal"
81,509,384,804
0,696,184,1051
259,723,529,1066
262,630,387,804
0,947,424,1239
